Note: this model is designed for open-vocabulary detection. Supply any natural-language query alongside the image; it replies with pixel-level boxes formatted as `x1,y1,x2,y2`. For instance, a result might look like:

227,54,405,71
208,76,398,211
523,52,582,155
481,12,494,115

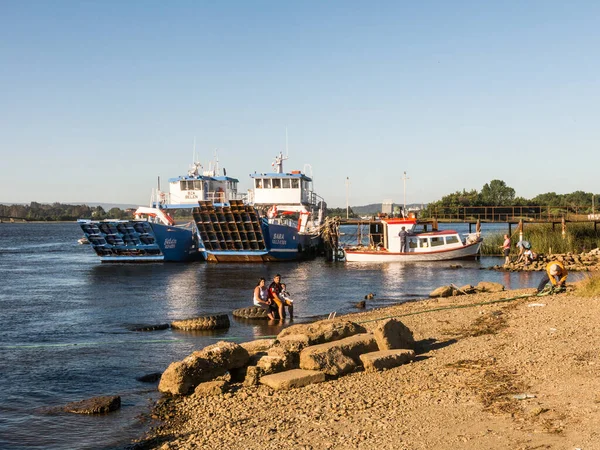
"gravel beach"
134,285,600,450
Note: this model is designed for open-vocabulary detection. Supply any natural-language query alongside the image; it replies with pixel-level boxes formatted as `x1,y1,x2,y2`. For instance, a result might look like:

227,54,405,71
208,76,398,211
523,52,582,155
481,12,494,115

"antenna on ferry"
192,136,196,163
285,127,289,158
214,148,220,176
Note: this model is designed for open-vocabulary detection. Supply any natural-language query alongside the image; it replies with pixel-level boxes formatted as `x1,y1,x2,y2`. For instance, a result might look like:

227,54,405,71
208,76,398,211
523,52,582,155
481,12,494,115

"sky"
1,1,599,208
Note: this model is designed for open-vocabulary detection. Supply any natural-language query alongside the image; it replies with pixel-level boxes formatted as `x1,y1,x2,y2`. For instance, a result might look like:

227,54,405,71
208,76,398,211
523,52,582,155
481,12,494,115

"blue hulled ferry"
79,153,326,263
194,152,326,262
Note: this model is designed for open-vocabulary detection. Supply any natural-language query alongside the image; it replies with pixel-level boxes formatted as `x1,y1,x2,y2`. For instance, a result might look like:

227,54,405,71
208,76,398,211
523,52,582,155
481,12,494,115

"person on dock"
522,248,537,265
500,234,511,265
253,277,275,320
269,274,293,320
398,226,408,253
537,262,568,293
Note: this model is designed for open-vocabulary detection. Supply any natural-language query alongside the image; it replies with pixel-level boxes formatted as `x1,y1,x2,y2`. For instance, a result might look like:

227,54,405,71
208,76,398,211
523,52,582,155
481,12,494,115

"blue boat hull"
79,220,204,263
192,201,321,262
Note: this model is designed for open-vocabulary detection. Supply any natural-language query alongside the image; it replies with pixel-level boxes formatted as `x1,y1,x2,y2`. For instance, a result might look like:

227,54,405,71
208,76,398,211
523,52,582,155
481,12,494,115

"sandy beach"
135,285,600,450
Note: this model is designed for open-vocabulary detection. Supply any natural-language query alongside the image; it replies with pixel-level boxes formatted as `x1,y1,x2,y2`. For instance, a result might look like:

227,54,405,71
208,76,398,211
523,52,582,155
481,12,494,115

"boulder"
194,380,228,397
260,369,326,390
355,301,366,309
299,333,378,375
359,349,415,372
136,372,162,383
476,281,505,293
64,396,121,414
240,338,276,355
277,320,367,345
429,285,454,298
373,319,414,350
277,334,310,353
158,341,249,395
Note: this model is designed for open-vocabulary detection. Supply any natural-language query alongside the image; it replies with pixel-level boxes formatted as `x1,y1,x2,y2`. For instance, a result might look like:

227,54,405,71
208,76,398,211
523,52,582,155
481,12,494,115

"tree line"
422,180,597,215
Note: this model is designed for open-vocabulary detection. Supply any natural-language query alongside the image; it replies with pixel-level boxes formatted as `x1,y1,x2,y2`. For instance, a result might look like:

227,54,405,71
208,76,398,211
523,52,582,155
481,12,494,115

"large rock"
194,380,228,397
359,349,415,372
299,333,378,375
476,281,505,293
240,339,276,355
260,369,326,390
429,285,455,298
64,396,121,414
373,319,414,350
277,320,367,345
277,334,310,353
158,341,249,395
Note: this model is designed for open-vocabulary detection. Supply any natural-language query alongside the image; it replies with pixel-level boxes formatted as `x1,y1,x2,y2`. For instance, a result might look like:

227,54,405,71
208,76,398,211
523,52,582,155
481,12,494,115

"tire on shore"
232,306,272,320
171,314,230,331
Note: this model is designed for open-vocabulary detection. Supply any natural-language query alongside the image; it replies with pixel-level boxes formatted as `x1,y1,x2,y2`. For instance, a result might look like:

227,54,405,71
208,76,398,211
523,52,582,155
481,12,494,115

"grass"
480,222,600,256
574,271,600,297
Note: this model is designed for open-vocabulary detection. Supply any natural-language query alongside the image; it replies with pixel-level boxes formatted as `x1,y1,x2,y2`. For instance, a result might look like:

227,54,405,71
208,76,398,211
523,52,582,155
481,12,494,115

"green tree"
480,180,515,206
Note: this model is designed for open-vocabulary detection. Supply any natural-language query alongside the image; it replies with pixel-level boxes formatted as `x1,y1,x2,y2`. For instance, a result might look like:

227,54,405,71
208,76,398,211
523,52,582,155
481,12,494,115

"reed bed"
480,223,600,256
574,271,600,297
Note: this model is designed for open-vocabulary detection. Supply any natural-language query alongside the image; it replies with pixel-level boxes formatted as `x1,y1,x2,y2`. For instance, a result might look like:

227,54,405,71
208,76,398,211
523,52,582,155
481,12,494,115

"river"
0,222,561,449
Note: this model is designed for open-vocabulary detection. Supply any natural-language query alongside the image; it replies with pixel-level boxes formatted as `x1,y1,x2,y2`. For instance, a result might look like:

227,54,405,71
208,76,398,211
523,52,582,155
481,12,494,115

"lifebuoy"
336,248,345,260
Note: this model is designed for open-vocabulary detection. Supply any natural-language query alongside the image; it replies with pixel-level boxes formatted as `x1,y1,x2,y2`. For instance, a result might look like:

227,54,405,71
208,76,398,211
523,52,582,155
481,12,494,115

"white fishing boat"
343,217,482,262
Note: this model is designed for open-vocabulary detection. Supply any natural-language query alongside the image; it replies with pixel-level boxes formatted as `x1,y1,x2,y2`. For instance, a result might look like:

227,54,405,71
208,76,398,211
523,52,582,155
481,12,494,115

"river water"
0,222,560,449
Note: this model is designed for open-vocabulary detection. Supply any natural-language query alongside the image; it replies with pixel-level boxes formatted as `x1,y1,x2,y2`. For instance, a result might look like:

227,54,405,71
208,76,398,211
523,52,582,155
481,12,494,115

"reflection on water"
0,222,588,450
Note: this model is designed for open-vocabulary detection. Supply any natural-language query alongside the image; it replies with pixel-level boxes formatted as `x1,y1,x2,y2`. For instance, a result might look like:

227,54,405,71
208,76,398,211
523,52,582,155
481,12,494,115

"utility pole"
346,177,350,219
402,171,409,216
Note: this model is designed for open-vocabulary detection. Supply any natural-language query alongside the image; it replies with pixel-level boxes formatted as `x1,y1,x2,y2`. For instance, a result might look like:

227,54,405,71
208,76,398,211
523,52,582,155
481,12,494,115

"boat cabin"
155,162,240,208
250,172,314,206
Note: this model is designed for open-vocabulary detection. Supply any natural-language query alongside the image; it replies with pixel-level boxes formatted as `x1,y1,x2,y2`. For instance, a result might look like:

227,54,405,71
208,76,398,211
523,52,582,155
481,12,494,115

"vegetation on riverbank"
480,222,600,256
575,271,600,297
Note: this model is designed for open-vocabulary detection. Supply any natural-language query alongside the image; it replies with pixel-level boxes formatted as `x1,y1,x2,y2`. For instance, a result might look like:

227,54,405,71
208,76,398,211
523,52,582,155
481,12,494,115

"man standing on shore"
501,234,511,265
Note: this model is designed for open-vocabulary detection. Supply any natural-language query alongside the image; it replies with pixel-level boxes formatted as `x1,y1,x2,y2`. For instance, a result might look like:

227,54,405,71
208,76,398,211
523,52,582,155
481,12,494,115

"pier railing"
421,205,596,222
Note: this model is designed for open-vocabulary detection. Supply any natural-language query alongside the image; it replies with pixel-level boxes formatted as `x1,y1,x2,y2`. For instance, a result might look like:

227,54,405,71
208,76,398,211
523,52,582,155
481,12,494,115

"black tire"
232,306,272,320
171,313,230,331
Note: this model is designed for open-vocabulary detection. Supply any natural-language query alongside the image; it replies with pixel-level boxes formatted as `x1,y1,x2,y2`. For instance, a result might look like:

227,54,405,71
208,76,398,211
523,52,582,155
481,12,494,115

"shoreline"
133,285,600,449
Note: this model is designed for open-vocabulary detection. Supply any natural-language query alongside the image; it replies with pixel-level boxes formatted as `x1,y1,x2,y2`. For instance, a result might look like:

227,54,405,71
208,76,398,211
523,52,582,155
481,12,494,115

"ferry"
343,217,482,262
193,152,326,262
78,158,242,262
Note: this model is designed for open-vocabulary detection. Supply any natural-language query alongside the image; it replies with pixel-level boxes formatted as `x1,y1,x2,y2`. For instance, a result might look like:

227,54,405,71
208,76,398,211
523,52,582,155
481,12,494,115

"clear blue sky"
1,1,598,207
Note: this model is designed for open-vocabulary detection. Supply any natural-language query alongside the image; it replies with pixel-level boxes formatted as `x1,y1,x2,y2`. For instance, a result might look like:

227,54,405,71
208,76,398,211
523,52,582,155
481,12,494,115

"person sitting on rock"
269,274,293,320
537,262,568,293
253,277,275,320
522,248,537,265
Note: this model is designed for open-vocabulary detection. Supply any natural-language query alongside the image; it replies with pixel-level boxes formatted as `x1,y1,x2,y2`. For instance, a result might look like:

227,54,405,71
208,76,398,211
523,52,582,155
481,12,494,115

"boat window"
419,238,429,248
445,235,459,245
193,180,203,190
272,179,281,189
263,179,272,189
255,179,263,189
430,237,444,247
408,238,417,249
180,180,194,190
291,179,299,189
281,179,291,188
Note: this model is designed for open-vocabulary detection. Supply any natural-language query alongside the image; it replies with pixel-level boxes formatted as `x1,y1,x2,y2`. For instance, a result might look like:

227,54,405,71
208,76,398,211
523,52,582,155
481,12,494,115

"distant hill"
0,201,139,210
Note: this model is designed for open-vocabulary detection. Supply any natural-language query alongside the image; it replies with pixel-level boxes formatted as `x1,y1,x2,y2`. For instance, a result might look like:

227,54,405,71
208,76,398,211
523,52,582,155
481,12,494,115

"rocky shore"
133,281,600,450
491,248,600,272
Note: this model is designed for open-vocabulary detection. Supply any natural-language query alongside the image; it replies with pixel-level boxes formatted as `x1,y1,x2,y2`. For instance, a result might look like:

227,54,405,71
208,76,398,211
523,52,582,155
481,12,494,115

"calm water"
0,222,555,449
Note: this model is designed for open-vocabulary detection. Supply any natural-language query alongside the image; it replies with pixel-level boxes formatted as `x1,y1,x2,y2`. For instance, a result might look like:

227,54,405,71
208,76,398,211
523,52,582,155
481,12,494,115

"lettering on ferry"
164,238,177,249
272,233,286,245
185,192,198,199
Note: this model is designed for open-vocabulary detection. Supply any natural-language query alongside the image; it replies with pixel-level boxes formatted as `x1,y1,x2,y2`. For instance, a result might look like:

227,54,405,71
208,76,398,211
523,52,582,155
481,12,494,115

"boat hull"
344,240,482,262
193,201,321,263
79,220,204,263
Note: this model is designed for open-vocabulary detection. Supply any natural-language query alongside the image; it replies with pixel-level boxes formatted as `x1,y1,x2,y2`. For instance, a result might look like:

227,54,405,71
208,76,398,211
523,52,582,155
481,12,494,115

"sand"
134,286,600,450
